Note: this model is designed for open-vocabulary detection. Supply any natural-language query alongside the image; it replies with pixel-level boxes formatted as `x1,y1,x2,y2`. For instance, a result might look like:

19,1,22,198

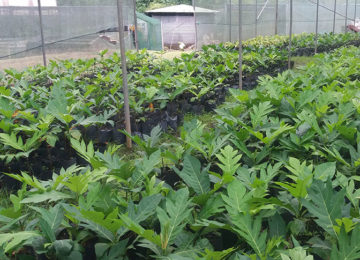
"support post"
37,0,46,66
229,0,232,41
355,0,358,22
288,0,293,70
255,0,258,37
275,0,279,35
345,0,349,31
193,0,198,50
315,0,319,53
133,0,139,51
333,0,337,33
117,0,132,148
238,0,243,90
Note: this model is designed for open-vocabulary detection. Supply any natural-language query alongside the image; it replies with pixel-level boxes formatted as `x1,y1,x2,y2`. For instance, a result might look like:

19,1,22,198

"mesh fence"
0,0,359,70
0,0,137,70
195,0,359,46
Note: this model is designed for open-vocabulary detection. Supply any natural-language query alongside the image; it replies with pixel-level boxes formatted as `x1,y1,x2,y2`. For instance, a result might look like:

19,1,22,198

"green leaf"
268,213,286,238
216,145,242,176
0,232,40,253
131,150,161,187
21,191,72,204
331,225,360,260
46,80,68,121
120,214,161,246
231,213,267,258
174,155,210,195
250,101,274,128
314,162,336,181
128,194,163,223
33,204,64,230
281,247,314,260
222,180,251,217
302,179,345,237
53,240,73,256
157,188,193,250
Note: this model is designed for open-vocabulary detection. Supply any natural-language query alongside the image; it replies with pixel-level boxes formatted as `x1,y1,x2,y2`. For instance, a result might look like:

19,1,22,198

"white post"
238,0,243,89
37,0,47,66
255,0,258,36
193,0,198,50
229,0,232,41
333,0,337,33
275,0,279,35
133,0,139,51
315,0,319,53
288,0,293,69
345,0,348,32
117,0,132,148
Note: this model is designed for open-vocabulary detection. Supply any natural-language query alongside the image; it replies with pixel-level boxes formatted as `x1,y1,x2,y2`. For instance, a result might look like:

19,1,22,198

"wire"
306,0,356,21
0,29,126,60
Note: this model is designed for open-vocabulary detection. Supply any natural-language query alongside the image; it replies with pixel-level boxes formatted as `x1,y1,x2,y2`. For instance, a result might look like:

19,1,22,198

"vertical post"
117,0,132,148
288,0,293,70
345,0,348,32
275,0,279,35
332,0,337,33
37,0,46,66
133,0,139,51
315,0,319,53
355,0,358,22
229,0,232,42
238,0,243,90
193,0,198,50
255,0,258,37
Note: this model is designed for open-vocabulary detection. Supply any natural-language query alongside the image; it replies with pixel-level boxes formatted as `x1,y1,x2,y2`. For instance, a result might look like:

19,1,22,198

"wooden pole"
238,0,243,89
37,0,47,66
117,0,132,148
133,0,139,51
315,0,319,53
193,0,198,50
333,0,337,33
275,0,279,35
288,0,293,70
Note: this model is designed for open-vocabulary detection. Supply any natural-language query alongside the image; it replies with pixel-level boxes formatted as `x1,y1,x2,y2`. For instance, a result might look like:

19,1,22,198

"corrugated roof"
146,4,217,14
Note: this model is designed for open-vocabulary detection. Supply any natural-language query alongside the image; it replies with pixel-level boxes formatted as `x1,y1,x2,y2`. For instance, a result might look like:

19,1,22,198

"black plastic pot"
192,104,204,115
85,125,98,140
63,157,77,169
98,129,112,144
166,112,178,131
112,129,126,144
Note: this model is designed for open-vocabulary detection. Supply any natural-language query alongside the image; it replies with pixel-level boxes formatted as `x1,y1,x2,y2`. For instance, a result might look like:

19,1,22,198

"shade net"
195,0,359,48
0,0,137,71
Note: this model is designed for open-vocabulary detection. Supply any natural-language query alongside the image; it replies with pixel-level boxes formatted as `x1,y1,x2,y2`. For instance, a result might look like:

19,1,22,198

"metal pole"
345,0,348,32
355,0,358,22
117,0,132,148
315,0,319,53
288,0,293,70
229,0,232,41
133,0,139,51
275,0,279,35
255,0,258,37
193,0,198,50
37,0,46,67
238,0,243,90
333,0,337,33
